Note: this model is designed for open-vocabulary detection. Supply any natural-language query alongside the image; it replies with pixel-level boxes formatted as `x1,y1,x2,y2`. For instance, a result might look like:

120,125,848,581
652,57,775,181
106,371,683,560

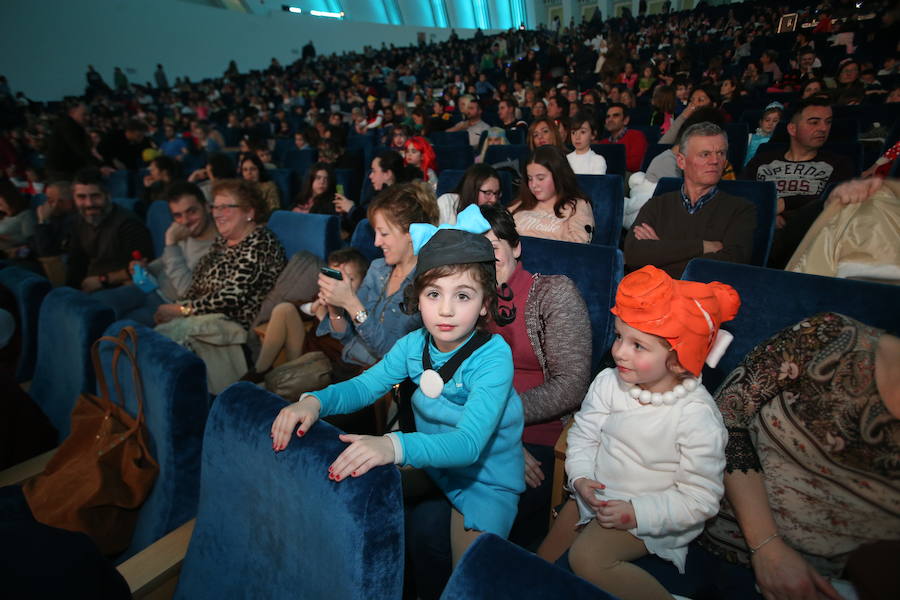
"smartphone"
335,183,344,195
320,266,343,280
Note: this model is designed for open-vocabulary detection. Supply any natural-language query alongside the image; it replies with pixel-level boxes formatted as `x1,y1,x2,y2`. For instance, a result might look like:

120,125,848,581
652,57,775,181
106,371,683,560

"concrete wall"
0,0,502,101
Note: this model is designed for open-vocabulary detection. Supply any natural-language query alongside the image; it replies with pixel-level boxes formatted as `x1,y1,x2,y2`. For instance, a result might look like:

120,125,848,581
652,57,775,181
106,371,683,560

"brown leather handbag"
22,326,159,556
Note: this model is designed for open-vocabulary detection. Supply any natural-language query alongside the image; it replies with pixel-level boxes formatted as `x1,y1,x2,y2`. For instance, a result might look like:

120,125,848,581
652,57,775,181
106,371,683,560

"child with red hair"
404,136,439,194
539,265,740,600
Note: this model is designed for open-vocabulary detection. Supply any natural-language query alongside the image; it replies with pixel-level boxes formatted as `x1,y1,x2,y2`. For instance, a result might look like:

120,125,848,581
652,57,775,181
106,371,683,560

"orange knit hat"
610,265,741,376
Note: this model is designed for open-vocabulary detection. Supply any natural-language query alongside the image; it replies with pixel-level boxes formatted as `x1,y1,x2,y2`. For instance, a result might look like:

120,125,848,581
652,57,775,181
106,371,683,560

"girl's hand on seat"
271,395,321,452
329,434,395,481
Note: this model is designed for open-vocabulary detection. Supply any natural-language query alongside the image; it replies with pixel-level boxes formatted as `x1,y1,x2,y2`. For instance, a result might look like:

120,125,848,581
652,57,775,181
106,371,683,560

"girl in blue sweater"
271,205,525,565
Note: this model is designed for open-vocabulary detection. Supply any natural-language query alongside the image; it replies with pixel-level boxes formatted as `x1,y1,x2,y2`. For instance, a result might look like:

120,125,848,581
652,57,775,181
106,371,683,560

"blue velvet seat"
429,131,470,148
29,288,115,441
96,321,208,561
105,170,131,198
640,143,672,171
111,197,139,213
0,267,51,382
349,218,383,263
145,200,174,259
283,148,318,178
434,145,474,172
440,533,617,600
591,144,627,176
267,210,342,261
520,239,624,374
436,169,466,198
335,167,362,204
575,174,625,247
268,168,294,209
654,177,777,267
174,383,403,599
682,259,900,391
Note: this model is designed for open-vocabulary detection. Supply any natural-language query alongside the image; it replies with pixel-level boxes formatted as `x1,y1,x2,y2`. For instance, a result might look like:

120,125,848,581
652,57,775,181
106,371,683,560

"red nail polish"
328,466,333,472
352,471,357,477
334,475,341,481
297,429,304,437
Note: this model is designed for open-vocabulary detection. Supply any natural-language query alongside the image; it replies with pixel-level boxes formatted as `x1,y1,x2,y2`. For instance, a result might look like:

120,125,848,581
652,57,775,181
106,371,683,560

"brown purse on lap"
22,326,159,556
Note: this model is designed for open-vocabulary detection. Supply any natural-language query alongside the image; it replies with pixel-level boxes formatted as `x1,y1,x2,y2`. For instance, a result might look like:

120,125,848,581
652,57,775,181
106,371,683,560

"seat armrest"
117,519,195,599
0,448,57,487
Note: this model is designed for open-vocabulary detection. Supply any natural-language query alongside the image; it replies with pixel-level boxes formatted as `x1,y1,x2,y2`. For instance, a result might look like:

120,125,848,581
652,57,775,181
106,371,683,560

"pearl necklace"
628,378,699,407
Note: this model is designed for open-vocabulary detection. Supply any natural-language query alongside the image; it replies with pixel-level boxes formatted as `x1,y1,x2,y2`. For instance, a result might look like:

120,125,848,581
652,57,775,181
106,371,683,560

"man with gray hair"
624,122,756,277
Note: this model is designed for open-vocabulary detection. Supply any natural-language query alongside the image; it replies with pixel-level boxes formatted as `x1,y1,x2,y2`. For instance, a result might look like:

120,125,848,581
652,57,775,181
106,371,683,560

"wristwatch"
353,309,369,325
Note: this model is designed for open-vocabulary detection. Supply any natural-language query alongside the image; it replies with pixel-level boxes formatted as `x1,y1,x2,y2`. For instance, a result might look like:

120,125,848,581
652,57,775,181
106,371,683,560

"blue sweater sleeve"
396,337,516,469
311,330,415,417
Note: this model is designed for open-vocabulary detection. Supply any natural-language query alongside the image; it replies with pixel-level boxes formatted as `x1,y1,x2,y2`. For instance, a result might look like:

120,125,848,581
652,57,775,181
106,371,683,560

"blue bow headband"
409,205,496,275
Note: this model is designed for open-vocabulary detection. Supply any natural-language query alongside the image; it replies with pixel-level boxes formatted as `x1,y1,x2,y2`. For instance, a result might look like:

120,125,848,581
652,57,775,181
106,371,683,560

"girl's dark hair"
479,204,520,249
241,153,271,182
373,149,419,184
514,145,586,218
296,161,335,206
569,111,596,133
453,164,500,213
402,262,500,330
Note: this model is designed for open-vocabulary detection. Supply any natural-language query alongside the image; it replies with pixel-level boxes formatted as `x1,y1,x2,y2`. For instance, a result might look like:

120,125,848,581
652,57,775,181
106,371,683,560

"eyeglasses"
479,189,501,198
210,203,242,212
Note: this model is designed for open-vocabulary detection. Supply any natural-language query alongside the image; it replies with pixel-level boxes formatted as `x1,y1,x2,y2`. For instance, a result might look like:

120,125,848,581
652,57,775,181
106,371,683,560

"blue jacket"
312,328,525,536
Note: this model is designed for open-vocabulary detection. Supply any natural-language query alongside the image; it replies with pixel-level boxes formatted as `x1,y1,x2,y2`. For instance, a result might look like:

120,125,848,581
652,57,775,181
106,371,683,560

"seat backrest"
437,169,466,198
682,259,900,391
520,238,623,374
349,218,383,263
0,267,51,382
268,168,294,209
146,200,174,259
97,321,208,562
105,170,131,198
335,168,362,204
434,145,474,172
590,144,627,176
575,174,624,247
283,148,318,178
112,197,139,213
429,131,470,148
641,143,672,172
440,533,617,600
655,177,777,266
174,383,403,599
267,211,342,261
29,288,115,441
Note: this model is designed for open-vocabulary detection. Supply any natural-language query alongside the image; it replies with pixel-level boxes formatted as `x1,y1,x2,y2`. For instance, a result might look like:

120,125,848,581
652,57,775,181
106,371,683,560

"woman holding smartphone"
316,181,438,372
247,181,439,384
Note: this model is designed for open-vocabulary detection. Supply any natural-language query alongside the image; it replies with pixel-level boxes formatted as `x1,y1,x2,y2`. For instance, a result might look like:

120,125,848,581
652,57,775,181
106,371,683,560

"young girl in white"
540,264,740,600
270,204,524,565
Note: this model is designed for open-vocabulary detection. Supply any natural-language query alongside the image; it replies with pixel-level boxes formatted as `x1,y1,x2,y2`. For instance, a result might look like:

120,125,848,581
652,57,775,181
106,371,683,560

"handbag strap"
90,326,147,432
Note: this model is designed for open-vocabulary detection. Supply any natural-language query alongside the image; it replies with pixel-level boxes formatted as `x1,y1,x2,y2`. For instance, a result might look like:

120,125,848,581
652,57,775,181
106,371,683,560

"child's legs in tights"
537,498,581,562
255,302,305,372
569,520,673,600
450,508,483,568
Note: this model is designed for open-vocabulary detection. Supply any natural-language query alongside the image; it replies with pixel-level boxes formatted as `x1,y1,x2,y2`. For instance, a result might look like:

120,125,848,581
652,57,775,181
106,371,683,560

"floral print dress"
700,312,900,576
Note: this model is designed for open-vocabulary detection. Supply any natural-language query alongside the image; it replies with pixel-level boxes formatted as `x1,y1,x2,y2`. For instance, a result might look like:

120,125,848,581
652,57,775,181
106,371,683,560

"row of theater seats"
3,218,899,596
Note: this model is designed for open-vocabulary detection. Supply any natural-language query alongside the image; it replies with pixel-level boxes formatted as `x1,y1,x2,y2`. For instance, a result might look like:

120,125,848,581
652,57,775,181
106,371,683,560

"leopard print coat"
183,226,286,329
